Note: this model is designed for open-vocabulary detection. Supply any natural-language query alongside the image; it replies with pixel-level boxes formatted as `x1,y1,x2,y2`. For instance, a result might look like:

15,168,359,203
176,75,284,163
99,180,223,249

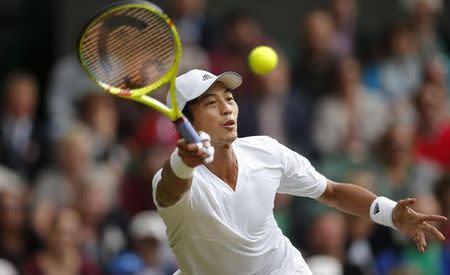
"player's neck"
207,146,238,190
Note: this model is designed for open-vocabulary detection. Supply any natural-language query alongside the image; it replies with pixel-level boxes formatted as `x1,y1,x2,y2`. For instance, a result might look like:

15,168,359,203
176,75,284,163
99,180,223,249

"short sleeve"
152,169,191,230
274,140,327,198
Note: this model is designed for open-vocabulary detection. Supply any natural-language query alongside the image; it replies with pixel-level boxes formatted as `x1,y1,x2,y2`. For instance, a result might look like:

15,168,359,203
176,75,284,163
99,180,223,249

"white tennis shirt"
152,136,328,275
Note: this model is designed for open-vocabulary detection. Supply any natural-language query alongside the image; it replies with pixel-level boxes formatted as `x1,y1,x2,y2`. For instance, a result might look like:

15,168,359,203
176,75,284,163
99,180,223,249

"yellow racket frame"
78,1,183,121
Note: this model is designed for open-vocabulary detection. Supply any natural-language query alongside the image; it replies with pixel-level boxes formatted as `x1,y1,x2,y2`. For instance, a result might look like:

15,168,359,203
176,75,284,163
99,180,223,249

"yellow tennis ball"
248,46,278,75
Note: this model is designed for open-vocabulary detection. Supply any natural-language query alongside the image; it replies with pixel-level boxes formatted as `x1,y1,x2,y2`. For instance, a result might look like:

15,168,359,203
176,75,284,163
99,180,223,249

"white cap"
167,69,242,111
129,211,166,242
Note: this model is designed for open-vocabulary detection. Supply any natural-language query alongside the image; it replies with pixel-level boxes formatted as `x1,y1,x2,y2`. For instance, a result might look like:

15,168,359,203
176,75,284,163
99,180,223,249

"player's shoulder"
234,135,281,153
235,135,279,146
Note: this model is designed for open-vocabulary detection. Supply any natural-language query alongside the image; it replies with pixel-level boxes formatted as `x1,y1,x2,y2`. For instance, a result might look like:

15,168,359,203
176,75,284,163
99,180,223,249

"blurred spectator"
375,194,450,275
377,22,422,101
308,211,346,259
47,54,98,139
22,208,101,275
346,172,376,274
313,56,389,156
121,145,172,217
165,0,213,74
79,93,129,181
327,0,358,57
425,56,448,86
117,101,153,142
293,10,337,103
317,152,374,185
401,0,445,61
433,174,450,244
75,167,128,269
108,211,176,275
370,122,442,257
423,55,450,98
33,123,94,208
179,45,210,74
131,112,179,155
373,123,416,200
0,259,18,275
307,211,363,274
80,93,120,162
238,54,314,156
0,165,24,193
166,0,214,50
306,255,343,275
273,193,295,240
29,200,56,248
47,53,148,141
0,71,47,181
165,0,212,73
413,82,450,171
209,10,268,96
349,170,377,193
0,167,37,270
327,0,379,64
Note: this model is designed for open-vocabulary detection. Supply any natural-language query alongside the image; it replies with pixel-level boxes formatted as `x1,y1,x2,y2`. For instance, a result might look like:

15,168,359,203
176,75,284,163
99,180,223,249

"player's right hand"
176,132,214,167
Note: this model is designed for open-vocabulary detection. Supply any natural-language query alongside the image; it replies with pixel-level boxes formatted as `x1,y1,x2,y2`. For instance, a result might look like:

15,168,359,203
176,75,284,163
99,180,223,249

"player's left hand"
392,198,447,253
199,131,214,164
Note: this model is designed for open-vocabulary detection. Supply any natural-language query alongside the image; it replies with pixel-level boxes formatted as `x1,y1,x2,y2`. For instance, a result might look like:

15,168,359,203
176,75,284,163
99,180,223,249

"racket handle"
174,117,201,144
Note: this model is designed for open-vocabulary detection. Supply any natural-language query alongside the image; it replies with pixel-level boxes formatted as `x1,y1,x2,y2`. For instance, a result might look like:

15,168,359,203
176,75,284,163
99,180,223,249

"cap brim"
215,71,242,91
170,71,243,111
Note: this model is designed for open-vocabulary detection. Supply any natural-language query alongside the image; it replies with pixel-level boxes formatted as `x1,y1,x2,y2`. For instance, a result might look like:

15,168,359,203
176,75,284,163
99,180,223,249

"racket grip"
174,117,201,144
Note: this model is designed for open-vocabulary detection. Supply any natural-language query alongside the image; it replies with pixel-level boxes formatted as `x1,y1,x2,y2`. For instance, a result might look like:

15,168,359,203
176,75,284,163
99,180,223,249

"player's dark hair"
182,99,197,122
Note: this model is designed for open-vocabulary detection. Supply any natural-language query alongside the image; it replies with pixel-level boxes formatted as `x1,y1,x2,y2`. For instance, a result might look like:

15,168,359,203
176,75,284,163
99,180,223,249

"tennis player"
152,69,447,275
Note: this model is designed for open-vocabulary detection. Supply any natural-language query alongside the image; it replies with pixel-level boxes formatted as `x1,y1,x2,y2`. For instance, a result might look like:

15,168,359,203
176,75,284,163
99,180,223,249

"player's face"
191,82,239,146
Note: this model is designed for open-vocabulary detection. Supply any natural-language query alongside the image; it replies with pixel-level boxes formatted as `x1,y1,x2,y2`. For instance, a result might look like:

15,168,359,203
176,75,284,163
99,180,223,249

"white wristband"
170,148,195,179
370,197,397,229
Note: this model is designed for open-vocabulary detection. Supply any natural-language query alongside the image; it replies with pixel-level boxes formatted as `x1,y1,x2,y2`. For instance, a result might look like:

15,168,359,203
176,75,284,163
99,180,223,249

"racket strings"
82,9,169,57
89,16,172,87
90,10,171,60
83,29,173,83
85,9,170,64
80,7,176,90
105,24,174,86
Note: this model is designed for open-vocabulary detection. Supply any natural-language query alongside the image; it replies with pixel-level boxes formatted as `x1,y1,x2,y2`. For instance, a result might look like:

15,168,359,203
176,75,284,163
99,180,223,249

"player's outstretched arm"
156,133,214,207
318,181,447,253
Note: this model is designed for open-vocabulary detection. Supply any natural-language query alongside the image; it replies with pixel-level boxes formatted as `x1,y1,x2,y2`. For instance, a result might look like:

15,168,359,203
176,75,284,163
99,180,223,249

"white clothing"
152,136,328,275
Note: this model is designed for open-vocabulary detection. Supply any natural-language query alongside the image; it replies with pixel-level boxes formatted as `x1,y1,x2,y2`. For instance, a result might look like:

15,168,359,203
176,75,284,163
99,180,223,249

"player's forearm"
156,160,192,207
155,133,213,207
319,181,376,219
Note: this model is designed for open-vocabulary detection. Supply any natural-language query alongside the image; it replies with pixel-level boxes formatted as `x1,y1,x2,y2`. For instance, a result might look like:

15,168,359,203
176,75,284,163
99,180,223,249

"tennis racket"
78,0,201,144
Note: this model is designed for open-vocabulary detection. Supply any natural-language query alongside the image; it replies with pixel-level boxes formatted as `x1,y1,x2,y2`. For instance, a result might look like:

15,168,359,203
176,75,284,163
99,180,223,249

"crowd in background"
0,0,449,274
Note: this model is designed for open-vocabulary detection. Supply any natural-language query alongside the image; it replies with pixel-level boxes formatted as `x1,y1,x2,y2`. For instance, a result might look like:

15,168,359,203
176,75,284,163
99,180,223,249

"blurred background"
0,0,450,274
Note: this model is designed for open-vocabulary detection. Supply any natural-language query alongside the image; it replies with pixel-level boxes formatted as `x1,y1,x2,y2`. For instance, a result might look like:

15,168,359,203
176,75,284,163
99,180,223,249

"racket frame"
78,0,183,122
